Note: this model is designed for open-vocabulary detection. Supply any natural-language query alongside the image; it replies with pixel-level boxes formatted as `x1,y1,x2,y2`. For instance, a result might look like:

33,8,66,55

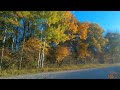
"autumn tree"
77,42,90,64
20,37,46,68
86,23,108,63
0,11,19,70
55,46,69,66
40,11,70,67
0,11,115,71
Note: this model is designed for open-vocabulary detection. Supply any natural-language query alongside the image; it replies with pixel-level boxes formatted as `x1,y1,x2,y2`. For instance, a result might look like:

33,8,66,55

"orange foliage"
64,11,78,35
20,37,42,62
25,37,41,51
78,43,90,59
64,11,72,20
69,21,78,34
78,22,89,40
22,37,48,62
55,46,69,64
64,12,89,40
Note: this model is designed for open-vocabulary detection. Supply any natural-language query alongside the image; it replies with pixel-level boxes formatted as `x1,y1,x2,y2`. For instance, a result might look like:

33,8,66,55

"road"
1,66,120,79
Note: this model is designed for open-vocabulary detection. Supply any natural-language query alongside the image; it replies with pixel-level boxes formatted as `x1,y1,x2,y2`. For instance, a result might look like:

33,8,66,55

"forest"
0,11,120,73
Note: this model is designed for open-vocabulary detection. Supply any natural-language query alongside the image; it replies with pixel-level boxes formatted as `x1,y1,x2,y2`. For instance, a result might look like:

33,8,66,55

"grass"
0,63,120,78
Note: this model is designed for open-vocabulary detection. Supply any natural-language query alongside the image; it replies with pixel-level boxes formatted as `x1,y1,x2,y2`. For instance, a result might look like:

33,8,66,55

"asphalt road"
1,66,120,79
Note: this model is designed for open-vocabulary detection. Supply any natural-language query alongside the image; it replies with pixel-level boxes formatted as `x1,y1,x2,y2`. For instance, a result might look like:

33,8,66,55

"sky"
72,11,120,34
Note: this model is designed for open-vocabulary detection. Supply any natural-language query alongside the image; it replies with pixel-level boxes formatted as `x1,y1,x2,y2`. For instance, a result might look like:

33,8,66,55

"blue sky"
72,11,120,33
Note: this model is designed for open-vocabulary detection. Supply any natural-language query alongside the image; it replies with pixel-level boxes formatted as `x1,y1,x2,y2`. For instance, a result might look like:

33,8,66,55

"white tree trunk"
12,37,14,51
0,46,4,71
20,36,25,70
41,41,45,68
40,51,42,67
37,50,41,68
40,30,43,68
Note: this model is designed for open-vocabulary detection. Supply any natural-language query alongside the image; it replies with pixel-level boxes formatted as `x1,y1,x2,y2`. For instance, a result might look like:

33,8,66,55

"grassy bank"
0,63,120,78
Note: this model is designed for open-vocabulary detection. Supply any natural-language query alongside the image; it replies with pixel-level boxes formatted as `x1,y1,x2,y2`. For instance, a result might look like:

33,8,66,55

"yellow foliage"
92,37,97,43
16,11,30,18
8,18,19,26
92,37,102,52
16,11,23,18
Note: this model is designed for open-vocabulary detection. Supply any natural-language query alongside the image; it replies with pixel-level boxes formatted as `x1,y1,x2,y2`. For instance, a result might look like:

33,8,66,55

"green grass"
0,63,120,78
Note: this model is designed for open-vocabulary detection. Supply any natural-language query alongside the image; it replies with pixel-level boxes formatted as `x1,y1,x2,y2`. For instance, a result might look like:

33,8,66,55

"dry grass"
0,63,120,78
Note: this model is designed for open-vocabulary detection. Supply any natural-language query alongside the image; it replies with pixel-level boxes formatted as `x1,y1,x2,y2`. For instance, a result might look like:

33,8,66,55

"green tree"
104,32,120,63
87,23,108,63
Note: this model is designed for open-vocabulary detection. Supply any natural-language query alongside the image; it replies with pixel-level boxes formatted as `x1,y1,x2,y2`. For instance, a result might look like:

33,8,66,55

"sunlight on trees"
0,11,120,71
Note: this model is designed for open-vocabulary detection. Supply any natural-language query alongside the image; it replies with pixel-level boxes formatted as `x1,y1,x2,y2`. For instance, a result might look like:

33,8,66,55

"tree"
0,11,15,70
0,11,115,71
77,22,89,40
39,11,70,67
22,37,42,68
86,23,108,63
104,32,120,63
55,46,69,66
77,42,90,64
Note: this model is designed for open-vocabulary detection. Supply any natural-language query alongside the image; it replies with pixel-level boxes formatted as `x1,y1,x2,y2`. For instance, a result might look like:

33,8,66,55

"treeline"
0,11,120,70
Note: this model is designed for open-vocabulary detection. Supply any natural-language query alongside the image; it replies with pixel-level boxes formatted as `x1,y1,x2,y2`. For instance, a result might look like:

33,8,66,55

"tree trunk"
37,50,41,68
0,46,4,71
19,20,26,70
12,36,15,51
0,29,6,71
15,35,17,52
41,41,45,68
15,27,18,52
40,50,42,67
40,30,43,68
38,30,43,68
